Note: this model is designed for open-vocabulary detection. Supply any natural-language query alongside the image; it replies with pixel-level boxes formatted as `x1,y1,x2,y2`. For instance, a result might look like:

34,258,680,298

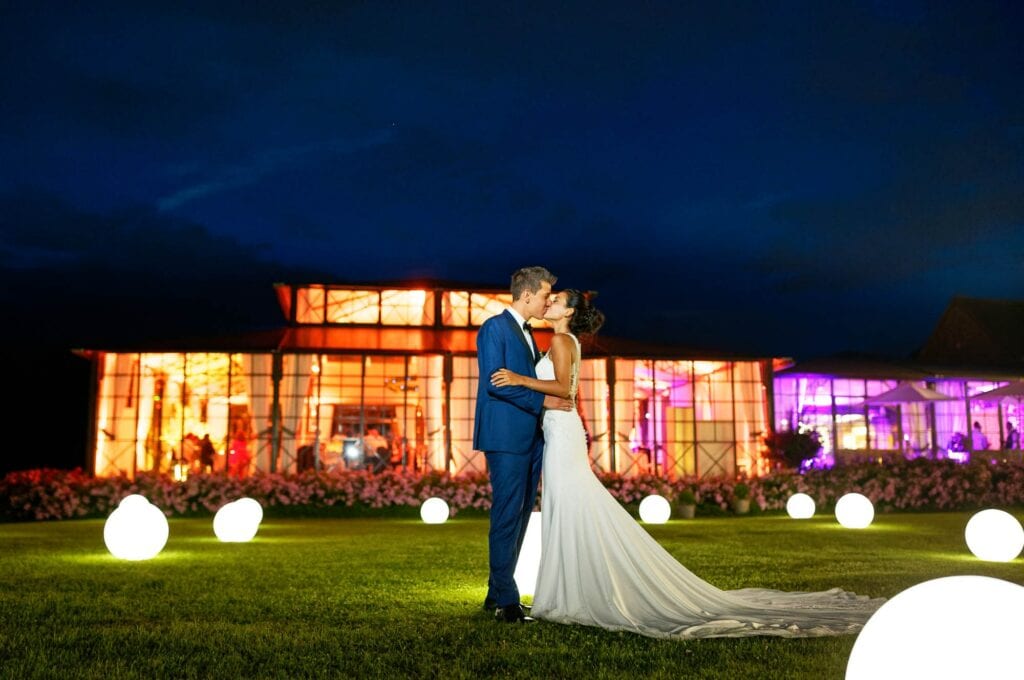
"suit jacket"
473,310,545,454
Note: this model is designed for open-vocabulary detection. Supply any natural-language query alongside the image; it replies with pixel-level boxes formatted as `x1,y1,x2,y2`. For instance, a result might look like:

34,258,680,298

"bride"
490,289,884,639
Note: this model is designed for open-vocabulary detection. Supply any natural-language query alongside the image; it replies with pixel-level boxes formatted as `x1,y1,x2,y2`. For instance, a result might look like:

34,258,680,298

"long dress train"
530,334,884,639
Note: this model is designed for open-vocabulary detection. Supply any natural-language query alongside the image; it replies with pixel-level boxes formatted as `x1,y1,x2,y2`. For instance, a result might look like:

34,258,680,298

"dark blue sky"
2,1,1022,357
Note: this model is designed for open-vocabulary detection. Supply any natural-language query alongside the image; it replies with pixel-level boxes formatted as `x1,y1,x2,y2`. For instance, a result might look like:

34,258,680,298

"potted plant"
732,482,751,515
763,428,822,470
677,489,697,519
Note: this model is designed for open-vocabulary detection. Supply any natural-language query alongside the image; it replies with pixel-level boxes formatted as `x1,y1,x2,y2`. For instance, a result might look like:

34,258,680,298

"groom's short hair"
511,266,556,300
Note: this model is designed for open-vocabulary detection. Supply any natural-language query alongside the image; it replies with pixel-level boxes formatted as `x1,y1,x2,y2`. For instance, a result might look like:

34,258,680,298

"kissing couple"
473,266,883,639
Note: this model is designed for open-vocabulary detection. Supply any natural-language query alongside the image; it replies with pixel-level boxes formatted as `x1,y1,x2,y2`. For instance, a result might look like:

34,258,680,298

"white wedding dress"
530,334,884,639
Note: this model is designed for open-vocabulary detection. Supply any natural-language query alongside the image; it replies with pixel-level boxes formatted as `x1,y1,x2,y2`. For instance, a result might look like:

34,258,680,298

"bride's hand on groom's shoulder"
491,368,521,387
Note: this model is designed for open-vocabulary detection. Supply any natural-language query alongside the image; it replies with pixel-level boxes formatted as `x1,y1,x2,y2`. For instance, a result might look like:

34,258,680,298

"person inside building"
199,434,216,473
972,422,990,450
1005,421,1020,450
363,428,390,473
228,434,252,478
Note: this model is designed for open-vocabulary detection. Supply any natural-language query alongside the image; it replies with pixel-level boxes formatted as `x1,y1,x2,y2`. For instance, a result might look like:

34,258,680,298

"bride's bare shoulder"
549,333,577,354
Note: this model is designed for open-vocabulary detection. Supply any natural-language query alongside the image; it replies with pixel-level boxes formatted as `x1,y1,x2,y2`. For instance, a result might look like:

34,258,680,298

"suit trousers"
484,442,543,608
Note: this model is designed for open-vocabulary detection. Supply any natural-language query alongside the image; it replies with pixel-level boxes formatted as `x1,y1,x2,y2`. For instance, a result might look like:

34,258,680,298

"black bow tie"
522,321,532,332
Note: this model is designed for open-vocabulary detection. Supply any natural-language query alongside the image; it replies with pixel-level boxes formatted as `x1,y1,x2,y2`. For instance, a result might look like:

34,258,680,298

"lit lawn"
1,512,1021,679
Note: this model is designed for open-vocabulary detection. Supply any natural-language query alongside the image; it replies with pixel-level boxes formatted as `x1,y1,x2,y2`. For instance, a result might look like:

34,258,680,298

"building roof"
776,297,1024,381
916,296,1024,370
77,325,769,361
776,354,1024,382
73,281,773,360
774,356,934,380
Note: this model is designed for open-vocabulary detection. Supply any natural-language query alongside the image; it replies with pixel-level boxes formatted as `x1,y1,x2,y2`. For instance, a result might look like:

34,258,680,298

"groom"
474,266,572,623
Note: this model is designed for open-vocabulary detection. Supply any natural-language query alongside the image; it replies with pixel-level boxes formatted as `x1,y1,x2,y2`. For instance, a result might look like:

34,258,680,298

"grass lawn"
1,512,1021,679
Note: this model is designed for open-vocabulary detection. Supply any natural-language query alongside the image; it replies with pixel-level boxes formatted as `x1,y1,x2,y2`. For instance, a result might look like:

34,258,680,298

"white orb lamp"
639,494,671,524
835,492,874,529
786,493,816,519
419,497,450,524
513,511,543,597
103,498,169,560
213,500,260,542
965,509,1024,562
846,575,1024,679
233,497,264,527
118,493,151,511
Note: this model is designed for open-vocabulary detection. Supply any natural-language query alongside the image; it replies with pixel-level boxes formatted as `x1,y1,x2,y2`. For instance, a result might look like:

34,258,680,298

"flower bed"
3,459,1024,522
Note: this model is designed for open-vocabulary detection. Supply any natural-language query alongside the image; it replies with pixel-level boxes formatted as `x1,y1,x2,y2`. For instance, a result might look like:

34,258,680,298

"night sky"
2,2,1023,470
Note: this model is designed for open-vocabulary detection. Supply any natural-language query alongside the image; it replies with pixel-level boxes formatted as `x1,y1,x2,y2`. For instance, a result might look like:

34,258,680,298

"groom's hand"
544,396,574,411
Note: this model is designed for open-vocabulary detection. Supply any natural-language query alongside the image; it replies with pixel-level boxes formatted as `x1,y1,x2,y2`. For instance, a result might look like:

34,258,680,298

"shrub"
4,459,1024,522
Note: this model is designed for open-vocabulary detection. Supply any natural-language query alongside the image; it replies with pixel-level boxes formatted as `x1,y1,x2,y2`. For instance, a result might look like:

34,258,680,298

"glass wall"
291,287,521,328
774,374,1021,465
94,351,773,480
609,359,768,478
296,354,446,474
93,352,267,478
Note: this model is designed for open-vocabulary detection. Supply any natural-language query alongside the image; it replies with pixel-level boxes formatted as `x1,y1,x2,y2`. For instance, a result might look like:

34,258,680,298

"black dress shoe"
484,599,530,611
495,603,535,623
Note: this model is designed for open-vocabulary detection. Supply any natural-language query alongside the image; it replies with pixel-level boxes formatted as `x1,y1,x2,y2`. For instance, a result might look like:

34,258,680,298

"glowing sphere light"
419,497,450,524
639,494,671,524
846,575,1024,679
835,492,874,529
117,494,151,511
513,511,542,596
234,497,264,527
103,497,169,561
213,500,260,542
786,493,816,519
965,509,1024,562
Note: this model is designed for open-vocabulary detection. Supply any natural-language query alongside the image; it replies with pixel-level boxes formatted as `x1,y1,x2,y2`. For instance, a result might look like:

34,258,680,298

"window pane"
381,289,435,326
470,293,513,325
296,287,325,323
327,290,380,324
441,291,470,326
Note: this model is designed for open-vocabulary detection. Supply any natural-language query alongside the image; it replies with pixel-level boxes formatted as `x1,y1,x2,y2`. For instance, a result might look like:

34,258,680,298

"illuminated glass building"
772,298,1024,467
82,282,775,480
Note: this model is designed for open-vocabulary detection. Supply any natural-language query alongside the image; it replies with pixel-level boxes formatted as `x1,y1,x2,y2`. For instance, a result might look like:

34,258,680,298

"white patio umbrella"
973,381,1024,401
862,383,954,457
863,383,955,404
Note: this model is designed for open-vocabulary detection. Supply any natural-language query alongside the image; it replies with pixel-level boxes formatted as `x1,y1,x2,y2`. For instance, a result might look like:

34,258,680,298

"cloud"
157,131,395,211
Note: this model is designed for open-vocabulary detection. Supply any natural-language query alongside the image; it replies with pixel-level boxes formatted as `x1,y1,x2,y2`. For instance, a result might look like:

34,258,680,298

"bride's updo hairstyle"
564,289,605,337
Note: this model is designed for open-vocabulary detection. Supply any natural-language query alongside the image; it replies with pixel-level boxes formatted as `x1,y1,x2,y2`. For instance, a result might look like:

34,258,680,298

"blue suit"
474,310,545,608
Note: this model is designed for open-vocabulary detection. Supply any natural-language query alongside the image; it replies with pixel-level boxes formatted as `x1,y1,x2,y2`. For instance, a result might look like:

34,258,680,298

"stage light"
835,492,874,529
786,493,816,519
639,494,671,524
846,575,1024,679
965,509,1024,562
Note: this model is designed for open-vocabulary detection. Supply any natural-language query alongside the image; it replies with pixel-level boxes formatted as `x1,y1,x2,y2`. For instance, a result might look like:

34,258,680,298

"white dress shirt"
506,307,535,358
